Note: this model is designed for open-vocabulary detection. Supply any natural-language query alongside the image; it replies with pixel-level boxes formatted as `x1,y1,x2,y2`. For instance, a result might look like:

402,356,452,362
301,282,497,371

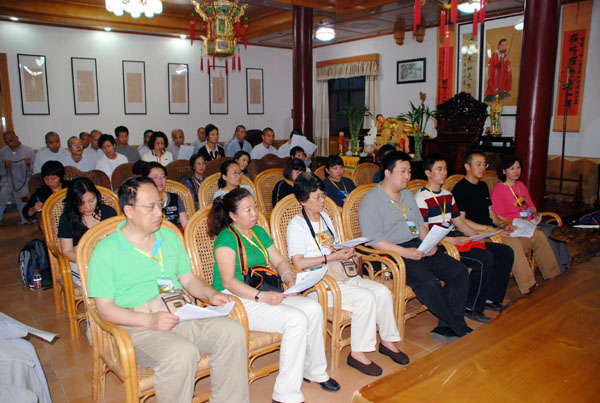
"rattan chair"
204,157,231,177
76,216,235,402
165,179,196,218
90,170,112,189
352,162,378,186
482,170,500,194
407,179,427,195
183,207,279,383
41,186,121,339
166,159,192,182
341,184,460,339
313,165,325,179
111,162,135,190
254,168,284,219
197,173,256,209
442,174,465,191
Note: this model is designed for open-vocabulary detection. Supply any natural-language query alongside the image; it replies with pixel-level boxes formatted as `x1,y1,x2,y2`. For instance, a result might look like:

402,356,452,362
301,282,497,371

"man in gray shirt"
0,131,35,225
359,151,470,343
115,126,141,163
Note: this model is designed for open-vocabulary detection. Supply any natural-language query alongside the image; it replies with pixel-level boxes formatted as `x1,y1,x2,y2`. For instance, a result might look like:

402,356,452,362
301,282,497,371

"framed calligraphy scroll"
480,13,523,116
71,57,99,115
552,0,592,132
456,22,480,100
17,54,49,115
209,66,228,115
122,60,147,115
246,68,264,115
168,63,189,114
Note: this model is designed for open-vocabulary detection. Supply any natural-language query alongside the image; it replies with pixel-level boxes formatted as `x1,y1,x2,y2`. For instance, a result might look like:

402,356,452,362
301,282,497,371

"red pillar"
293,6,313,141
514,0,561,208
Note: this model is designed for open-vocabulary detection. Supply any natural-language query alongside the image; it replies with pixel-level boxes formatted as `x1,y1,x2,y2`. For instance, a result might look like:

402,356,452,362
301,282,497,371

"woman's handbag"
301,209,359,282
229,227,284,293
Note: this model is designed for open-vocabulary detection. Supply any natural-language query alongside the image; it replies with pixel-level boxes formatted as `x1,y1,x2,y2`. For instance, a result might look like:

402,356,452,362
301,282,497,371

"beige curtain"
314,57,379,156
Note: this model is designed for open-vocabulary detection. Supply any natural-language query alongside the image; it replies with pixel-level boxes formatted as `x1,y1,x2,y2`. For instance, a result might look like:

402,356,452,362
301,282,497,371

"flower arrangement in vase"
397,92,437,161
339,105,371,156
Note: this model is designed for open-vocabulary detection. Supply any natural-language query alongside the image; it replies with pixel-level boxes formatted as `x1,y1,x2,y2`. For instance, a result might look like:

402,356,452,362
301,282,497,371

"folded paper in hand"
510,218,536,238
417,225,454,255
175,301,235,321
283,266,328,295
333,237,371,250
469,230,502,241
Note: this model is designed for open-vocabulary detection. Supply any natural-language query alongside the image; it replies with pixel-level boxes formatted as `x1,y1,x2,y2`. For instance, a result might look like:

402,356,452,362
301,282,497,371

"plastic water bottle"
33,269,42,289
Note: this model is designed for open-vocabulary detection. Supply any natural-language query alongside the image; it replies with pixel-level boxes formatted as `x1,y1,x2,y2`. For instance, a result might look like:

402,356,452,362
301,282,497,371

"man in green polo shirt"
88,177,249,403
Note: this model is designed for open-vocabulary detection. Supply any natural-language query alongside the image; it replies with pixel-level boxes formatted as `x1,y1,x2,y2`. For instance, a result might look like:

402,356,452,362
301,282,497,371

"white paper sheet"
417,225,454,254
291,135,318,156
177,145,194,161
0,312,57,343
510,218,536,238
283,266,328,295
175,301,235,321
333,237,371,250
469,230,502,241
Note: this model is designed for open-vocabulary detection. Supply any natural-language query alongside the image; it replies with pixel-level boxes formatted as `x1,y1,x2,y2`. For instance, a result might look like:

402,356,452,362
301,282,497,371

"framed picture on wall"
71,57,99,115
122,60,147,115
396,58,426,84
456,22,480,100
168,63,189,114
209,65,228,115
17,54,50,115
246,68,264,115
480,13,524,116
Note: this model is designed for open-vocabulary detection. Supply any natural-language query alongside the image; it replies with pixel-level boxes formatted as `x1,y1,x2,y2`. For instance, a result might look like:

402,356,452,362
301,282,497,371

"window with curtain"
328,77,366,137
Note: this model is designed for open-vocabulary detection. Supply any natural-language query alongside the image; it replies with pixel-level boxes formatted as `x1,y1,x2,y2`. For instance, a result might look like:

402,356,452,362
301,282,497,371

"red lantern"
190,19,195,46
451,0,457,24
440,10,446,38
480,0,485,22
473,9,478,36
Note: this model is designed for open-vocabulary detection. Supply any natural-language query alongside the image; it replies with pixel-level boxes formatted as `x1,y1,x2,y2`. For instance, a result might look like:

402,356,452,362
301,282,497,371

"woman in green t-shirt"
209,188,339,403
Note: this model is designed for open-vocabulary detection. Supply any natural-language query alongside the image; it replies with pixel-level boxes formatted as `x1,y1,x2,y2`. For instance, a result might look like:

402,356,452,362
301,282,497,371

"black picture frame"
17,53,50,115
71,57,99,115
396,58,426,84
122,60,147,115
168,63,189,114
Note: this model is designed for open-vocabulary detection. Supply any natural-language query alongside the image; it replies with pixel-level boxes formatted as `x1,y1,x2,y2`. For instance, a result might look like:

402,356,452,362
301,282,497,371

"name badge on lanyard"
406,220,418,234
157,278,175,293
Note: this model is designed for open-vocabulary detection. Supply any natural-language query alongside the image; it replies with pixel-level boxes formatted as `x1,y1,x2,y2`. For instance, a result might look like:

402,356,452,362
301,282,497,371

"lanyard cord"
426,186,446,220
231,225,269,264
328,177,348,195
133,247,165,277
507,184,523,207
390,199,408,219
301,208,335,256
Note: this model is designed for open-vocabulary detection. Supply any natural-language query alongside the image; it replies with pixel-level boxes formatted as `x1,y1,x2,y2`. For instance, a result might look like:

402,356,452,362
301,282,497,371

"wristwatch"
254,290,261,302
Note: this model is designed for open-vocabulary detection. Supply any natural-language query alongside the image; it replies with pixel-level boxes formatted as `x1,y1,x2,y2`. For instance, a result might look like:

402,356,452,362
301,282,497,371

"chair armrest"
440,240,460,261
538,211,562,226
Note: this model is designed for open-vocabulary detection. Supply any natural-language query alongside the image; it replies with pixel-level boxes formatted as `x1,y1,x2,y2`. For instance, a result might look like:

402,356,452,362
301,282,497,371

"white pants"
331,276,401,351
235,293,329,403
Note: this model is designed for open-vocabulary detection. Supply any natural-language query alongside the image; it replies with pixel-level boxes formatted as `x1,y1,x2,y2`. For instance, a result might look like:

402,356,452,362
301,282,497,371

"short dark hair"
498,38,508,48
381,151,412,176
284,158,307,180
218,160,240,189
64,177,102,242
45,131,59,142
141,161,167,177
205,124,219,136
148,131,169,150
423,153,447,173
118,177,157,212
233,150,250,162
41,160,65,180
290,128,303,139
67,136,79,147
98,134,116,149
324,155,344,177
189,153,206,169
132,160,146,176
235,125,246,133
262,127,274,136
377,144,396,162
143,129,153,138
293,172,325,203
464,149,486,165
208,187,253,237
290,146,305,158
114,126,128,137
497,154,524,182
78,131,89,139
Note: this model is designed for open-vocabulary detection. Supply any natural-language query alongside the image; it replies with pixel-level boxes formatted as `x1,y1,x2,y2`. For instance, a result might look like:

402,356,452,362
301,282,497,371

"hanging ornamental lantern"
191,0,248,73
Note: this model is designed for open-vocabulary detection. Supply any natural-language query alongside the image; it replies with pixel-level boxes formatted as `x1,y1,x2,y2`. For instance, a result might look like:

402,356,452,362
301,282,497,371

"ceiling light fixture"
315,27,335,42
104,27,112,32
514,19,524,31
105,0,163,19
9,17,19,22
457,1,481,14
180,34,187,39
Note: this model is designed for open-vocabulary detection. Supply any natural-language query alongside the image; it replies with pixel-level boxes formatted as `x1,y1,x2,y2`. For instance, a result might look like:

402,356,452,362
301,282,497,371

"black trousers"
399,240,469,336
457,242,513,312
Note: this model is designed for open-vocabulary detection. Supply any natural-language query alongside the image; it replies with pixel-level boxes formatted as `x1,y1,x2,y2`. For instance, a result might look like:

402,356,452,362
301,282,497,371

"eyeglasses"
129,200,166,211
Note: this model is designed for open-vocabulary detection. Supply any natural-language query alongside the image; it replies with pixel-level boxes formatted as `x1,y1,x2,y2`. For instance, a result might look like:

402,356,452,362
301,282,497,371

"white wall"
313,7,600,159
0,22,293,148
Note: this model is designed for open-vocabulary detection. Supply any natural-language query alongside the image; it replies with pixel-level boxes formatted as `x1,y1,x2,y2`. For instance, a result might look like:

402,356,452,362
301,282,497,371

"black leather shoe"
485,301,505,312
464,308,492,323
430,326,460,343
347,353,383,376
303,377,340,392
378,343,409,365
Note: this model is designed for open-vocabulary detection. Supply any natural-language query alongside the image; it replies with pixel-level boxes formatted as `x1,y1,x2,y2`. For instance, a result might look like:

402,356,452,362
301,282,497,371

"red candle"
339,132,345,153
451,0,457,24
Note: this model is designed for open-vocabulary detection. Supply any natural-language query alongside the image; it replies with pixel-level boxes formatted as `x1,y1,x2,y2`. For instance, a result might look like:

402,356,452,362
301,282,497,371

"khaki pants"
126,297,249,403
502,229,561,294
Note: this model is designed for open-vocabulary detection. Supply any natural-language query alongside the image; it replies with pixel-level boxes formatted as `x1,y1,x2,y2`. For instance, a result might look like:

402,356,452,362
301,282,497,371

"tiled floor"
0,211,525,402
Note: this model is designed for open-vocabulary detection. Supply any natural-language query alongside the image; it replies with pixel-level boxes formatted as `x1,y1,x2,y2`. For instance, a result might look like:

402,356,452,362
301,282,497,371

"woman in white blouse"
287,173,409,376
95,134,128,179
141,131,173,166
